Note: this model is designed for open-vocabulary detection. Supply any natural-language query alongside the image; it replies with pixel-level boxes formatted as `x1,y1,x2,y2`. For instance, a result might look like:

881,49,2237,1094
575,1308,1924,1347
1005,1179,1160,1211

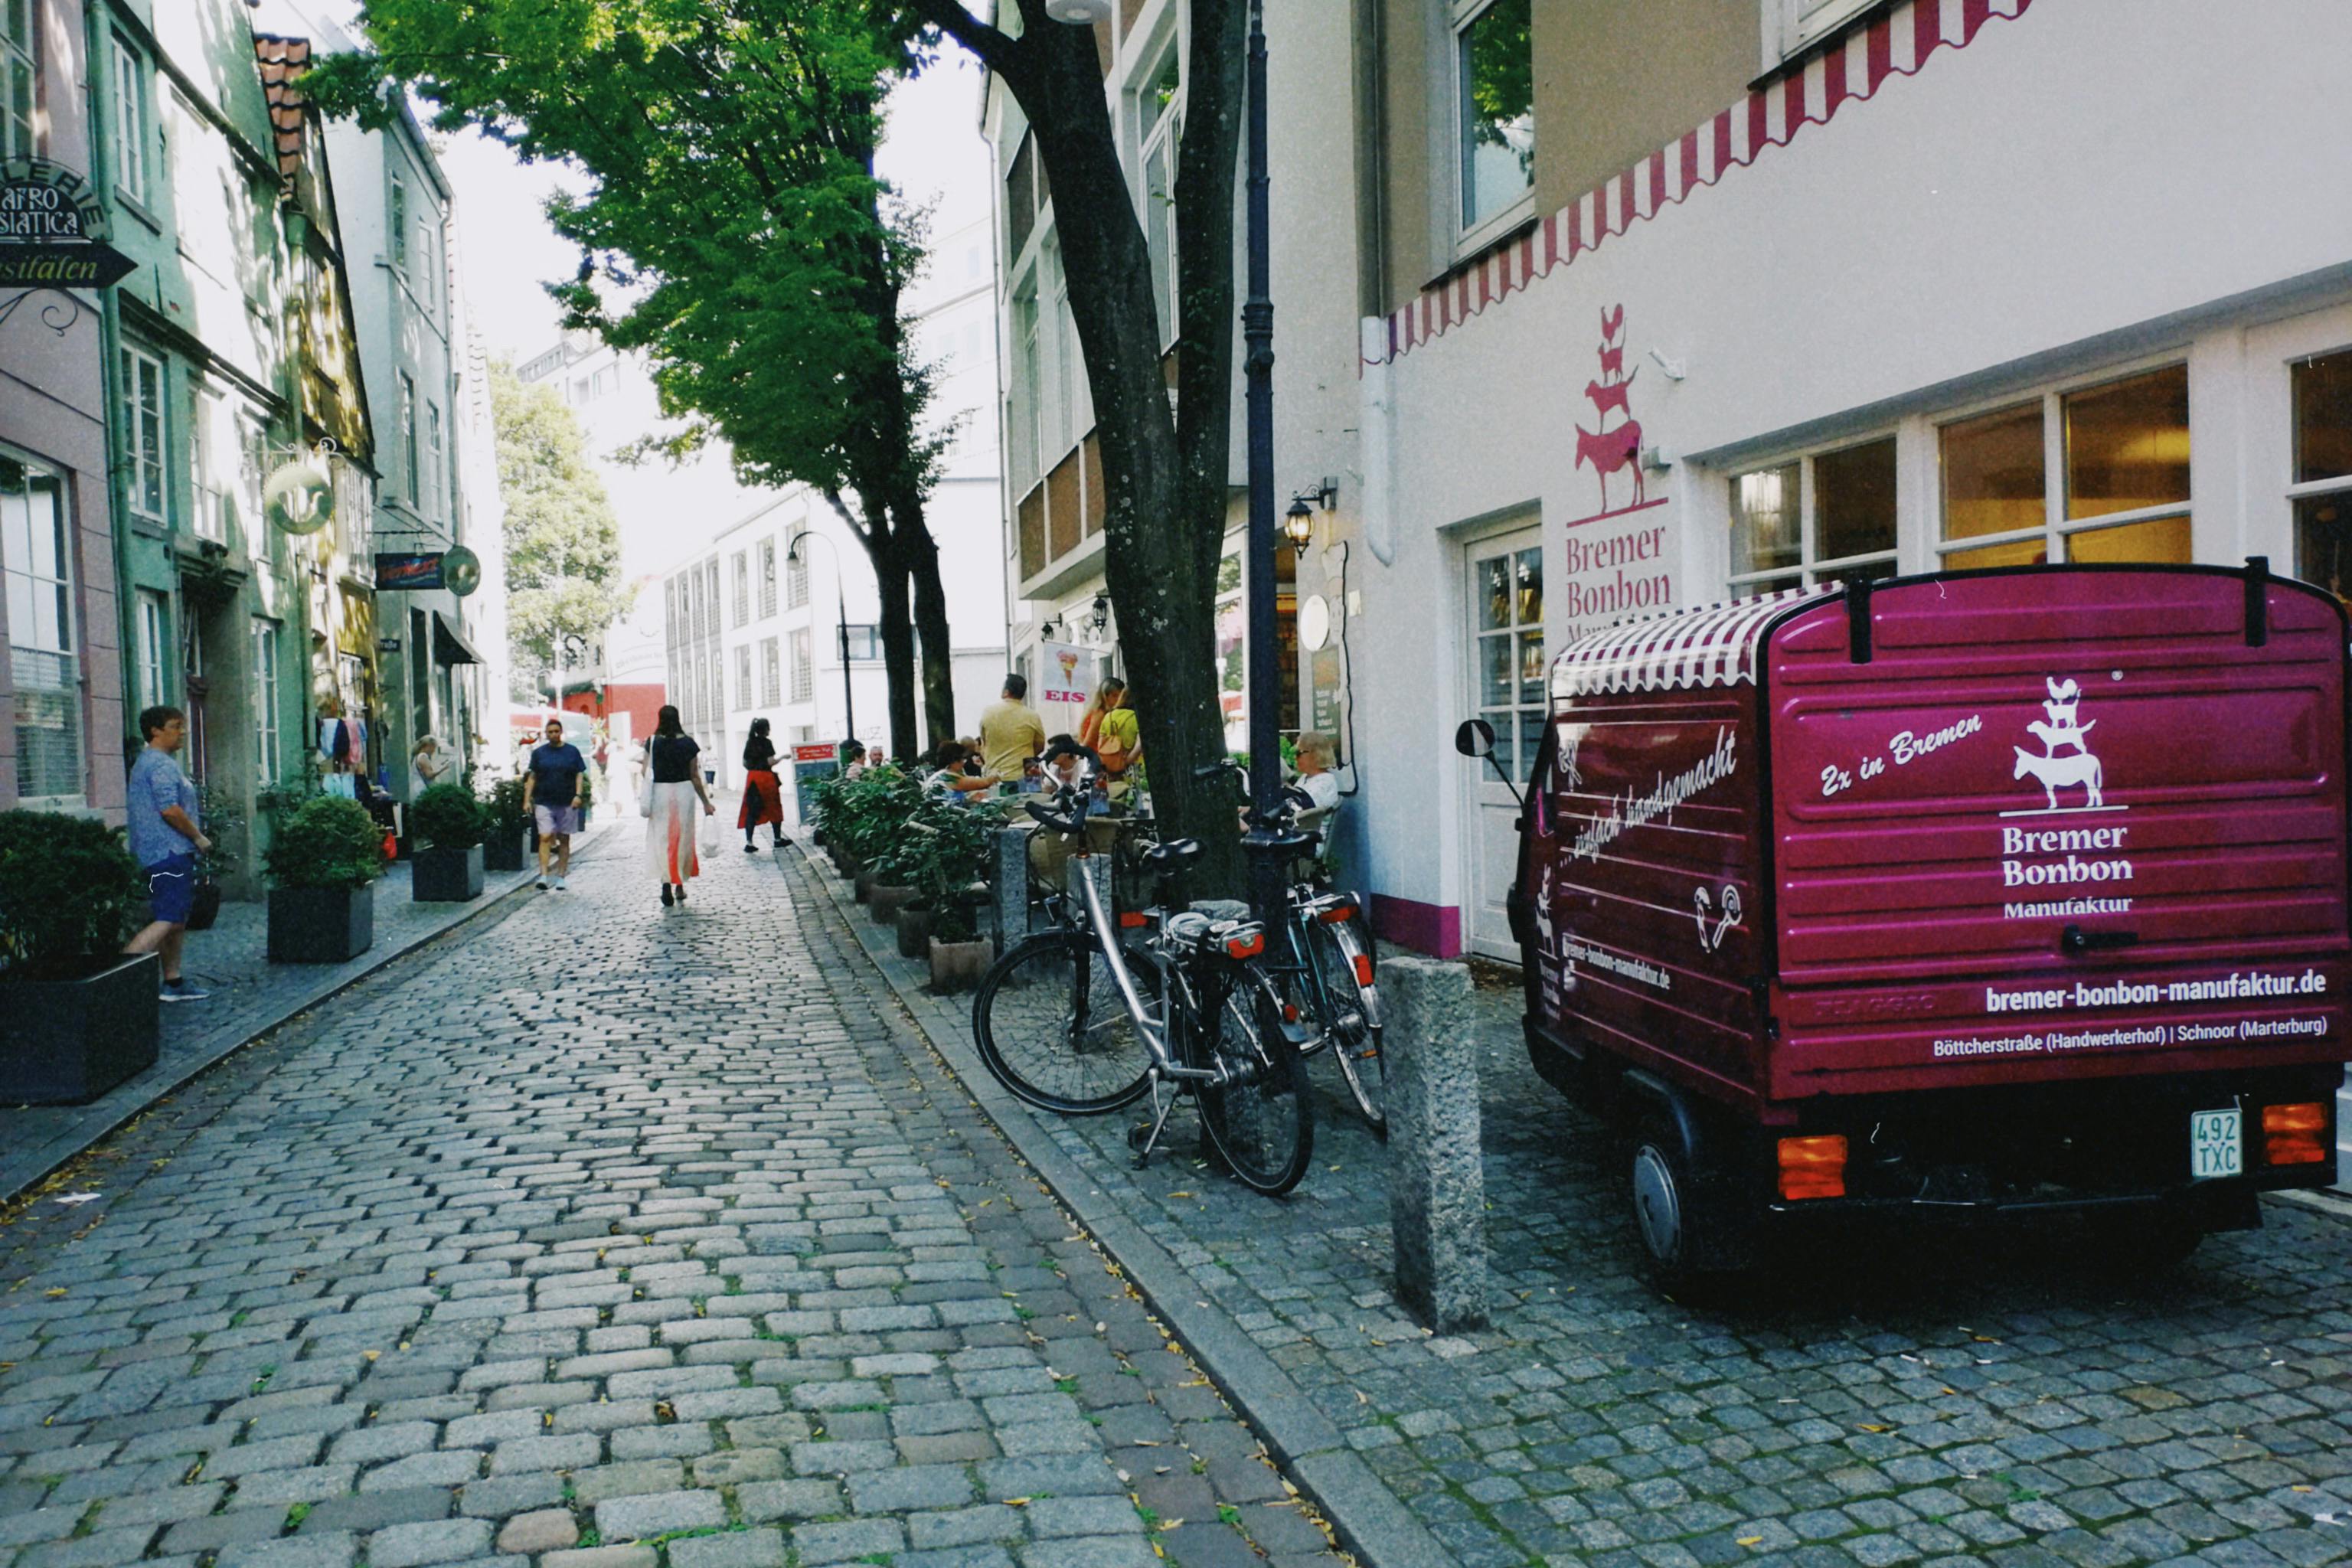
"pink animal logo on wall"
1576,305,1645,516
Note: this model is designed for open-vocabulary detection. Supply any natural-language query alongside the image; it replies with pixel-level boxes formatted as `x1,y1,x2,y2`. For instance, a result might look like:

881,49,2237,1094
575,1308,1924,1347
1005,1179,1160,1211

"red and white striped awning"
1551,585,1834,700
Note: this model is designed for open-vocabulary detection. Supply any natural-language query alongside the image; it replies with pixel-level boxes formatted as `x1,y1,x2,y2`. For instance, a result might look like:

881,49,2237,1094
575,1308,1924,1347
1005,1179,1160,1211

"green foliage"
485,776,531,831
804,773,841,838
0,811,140,974
410,783,487,851
263,796,385,891
828,764,923,864
194,782,246,882
487,364,634,700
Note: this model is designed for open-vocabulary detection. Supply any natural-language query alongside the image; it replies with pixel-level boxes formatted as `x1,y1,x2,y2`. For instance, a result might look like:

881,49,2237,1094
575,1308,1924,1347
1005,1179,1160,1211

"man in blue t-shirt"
122,704,211,1002
523,716,587,890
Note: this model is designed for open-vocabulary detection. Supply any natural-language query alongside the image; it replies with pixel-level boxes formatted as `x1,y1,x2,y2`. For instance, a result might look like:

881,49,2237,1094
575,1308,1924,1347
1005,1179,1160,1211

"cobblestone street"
0,836,1340,1568
986,953,2352,1568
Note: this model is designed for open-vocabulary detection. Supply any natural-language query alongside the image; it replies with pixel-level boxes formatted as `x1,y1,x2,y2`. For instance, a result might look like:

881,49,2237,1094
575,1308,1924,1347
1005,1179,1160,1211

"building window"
1455,0,1534,239
426,401,444,520
2,0,36,162
731,550,749,627
191,390,227,541
691,567,707,641
136,590,167,711
841,622,883,662
1776,0,1877,60
1470,541,1544,782
705,560,721,641
237,412,266,537
787,547,809,609
1137,45,1181,348
1939,364,2191,570
119,346,165,525
761,636,781,706
790,629,812,701
111,34,145,202
2292,348,2352,603
736,643,753,709
399,375,420,502
1004,130,1044,263
1729,436,1898,594
389,172,407,268
251,619,281,784
2,453,81,803
757,538,777,619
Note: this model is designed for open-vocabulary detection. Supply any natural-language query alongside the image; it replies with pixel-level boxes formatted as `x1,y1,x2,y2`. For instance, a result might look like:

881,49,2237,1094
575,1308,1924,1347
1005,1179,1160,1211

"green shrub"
0,811,140,975
263,795,384,890
410,782,487,851
485,776,530,831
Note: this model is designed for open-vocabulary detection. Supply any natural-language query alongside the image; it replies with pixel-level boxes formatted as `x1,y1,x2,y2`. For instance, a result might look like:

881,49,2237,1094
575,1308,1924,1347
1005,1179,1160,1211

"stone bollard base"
989,826,1031,956
1382,955,1488,1333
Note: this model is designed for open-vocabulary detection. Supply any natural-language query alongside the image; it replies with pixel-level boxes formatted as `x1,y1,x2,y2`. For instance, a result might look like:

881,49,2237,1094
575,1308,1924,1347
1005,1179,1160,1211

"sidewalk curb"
0,822,616,1208
788,847,1459,1568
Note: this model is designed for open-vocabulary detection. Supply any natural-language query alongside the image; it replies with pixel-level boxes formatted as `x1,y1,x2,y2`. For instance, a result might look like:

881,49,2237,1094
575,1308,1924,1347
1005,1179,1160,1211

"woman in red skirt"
739,717,789,851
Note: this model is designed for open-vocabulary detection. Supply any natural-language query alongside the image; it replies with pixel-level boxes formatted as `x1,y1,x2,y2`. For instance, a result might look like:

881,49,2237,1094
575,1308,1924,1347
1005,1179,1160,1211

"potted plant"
410,783,487,903
928,900,993,992
897,806,984,962
186,782,243,930
263,795,383,962
0,812,155,1104
482,777,531,871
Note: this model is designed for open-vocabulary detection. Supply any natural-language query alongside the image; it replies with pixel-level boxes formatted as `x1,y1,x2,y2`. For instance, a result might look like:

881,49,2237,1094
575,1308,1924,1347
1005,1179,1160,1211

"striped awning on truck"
1551,584,1834,699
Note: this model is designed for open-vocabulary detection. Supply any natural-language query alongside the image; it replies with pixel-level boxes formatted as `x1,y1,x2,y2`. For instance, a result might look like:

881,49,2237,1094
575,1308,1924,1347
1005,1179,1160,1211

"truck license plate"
2190,1109,2242,1180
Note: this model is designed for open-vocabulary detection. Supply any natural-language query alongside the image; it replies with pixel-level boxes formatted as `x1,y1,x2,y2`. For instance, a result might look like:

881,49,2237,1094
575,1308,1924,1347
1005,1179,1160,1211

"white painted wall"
1350,0,2352,945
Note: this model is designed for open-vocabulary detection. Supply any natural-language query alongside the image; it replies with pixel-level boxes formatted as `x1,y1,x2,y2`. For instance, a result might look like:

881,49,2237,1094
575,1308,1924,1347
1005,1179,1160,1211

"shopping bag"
697,810,720,855
639,773,654,818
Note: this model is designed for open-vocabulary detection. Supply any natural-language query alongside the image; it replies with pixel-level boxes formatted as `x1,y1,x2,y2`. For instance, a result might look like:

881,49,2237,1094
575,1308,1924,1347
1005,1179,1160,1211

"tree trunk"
872,551,920,763
897,499,959,753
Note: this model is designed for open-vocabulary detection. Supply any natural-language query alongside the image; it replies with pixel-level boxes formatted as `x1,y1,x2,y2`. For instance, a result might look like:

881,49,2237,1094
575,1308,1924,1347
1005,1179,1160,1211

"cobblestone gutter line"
0,823,618,1208
787,847,1462,1568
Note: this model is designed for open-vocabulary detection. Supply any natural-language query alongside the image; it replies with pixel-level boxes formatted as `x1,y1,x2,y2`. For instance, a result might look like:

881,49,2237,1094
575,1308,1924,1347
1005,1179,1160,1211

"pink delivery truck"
1473,562,2348,1279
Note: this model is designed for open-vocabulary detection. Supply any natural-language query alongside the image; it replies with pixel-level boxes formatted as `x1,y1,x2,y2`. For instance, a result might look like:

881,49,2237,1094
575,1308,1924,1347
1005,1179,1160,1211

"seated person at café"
923,740,998,802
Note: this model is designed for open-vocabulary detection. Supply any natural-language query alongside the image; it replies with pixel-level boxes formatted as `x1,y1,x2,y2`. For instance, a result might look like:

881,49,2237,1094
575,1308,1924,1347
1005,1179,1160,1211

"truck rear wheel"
1630,1124,1705,1282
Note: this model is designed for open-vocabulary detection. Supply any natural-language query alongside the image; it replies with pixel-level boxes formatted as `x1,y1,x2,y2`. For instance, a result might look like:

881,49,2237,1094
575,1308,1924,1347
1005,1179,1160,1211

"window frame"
119,345,166,527
1132,38,1182,350
1727,434,1900,596
1450,0,1537,254
1934,361,2193,571
111,33,145,203
790,628,813,701
399,374,420,503
735,642,753,709
136,590,168,714
426,400,444,521
251,618,282,785
1770,0,1880,67
760,636,781,707
730,550,750,627
2,0,38,163
757,538,777,619
2,447,84,805
191,387,227,542
388,171,407,270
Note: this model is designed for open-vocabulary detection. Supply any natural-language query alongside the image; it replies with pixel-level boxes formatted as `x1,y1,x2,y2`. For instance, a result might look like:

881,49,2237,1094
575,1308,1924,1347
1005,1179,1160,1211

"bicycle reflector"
1351,952,1374,988
1315,897,1359,924
1223,928,1266,960
1117,911,1151,929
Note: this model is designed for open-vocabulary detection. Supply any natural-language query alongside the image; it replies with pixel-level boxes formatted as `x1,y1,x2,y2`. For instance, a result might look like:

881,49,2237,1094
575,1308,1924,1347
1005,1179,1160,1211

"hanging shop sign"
0,162,136,290
375,551,446,591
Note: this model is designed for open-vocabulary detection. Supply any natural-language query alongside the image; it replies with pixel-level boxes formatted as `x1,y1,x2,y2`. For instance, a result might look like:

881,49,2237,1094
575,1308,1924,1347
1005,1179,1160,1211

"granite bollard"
990,825,1031,954
1383,955,1488,1332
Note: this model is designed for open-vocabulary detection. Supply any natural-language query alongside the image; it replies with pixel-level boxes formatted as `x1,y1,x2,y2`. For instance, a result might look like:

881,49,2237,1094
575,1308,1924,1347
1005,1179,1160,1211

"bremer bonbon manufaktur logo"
1998,675,2134,912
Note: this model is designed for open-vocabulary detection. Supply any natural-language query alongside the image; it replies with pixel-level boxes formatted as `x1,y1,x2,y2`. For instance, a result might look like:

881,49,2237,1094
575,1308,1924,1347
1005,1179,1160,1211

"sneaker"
675,884,688,903
159,978,210,1003
661,884,675,907
743,842,758,854
535,878,550,890
554,876,568,891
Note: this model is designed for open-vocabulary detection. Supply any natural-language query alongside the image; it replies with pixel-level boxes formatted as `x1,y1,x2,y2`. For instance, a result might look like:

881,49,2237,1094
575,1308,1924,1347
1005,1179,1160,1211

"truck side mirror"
1454,718,1495,760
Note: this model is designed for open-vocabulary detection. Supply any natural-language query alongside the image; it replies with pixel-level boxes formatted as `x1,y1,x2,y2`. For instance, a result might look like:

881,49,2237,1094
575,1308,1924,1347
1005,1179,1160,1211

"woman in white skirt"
643,704,715,906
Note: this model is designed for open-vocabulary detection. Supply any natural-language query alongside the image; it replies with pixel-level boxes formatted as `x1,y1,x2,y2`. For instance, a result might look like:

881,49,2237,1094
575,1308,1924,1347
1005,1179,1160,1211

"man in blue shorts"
523,716,587,890
122,704,211,1001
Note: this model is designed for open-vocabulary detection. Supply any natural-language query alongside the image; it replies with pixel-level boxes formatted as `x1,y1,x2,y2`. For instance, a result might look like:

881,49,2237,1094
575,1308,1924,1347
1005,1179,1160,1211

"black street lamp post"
786,531,858,749
1240,0,1287,923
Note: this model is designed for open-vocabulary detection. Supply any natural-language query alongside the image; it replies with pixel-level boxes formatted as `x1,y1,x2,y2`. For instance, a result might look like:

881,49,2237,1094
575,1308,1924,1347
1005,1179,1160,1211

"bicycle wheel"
1192,962,1314,1195
1305,919,1387,1138
972,931,1156,1116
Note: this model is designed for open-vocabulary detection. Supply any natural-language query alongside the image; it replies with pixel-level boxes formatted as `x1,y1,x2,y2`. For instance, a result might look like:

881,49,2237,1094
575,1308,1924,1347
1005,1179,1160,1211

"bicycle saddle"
1140,838,1201,870
1187,898,1251,922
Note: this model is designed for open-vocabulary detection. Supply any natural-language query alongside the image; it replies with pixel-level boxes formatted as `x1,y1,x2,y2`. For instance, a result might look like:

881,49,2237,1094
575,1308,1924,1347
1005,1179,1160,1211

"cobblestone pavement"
0,834,1343,1568
910,939,2352,1568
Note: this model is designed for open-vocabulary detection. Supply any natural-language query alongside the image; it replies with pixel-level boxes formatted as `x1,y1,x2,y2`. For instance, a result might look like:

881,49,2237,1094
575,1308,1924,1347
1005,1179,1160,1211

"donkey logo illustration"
2013,675,2106,810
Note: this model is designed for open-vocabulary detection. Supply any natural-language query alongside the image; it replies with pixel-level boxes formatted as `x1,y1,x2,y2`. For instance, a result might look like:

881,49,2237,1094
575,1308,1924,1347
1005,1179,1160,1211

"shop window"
1455,0,1534,241
1730,436,1896,594
1471,541,1544,780
2291,348,2352,603
1939,365,2190,570
2,452,80,803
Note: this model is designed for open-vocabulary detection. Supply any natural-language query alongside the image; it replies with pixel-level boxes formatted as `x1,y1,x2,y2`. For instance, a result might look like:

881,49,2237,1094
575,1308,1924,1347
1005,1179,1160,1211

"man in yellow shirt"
978,674,1048,782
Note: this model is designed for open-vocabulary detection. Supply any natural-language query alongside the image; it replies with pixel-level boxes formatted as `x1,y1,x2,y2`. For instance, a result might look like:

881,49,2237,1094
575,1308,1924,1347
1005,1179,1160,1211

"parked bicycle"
971,743,1315,1195
1195,759,1387,1137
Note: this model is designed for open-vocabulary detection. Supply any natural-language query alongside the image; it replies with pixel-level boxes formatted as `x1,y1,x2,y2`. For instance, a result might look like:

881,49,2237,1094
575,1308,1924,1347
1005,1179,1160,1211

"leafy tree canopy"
488,363,631,698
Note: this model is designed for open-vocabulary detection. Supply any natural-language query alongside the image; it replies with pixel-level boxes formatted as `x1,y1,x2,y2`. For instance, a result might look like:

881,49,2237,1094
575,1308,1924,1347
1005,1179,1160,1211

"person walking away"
740,717,789,851
646,704,715,906
978,677,1044,789
524,717,588,890
1292,730,1341,812
411,733,449,797
122,705,211,1002
1077,677,1125,753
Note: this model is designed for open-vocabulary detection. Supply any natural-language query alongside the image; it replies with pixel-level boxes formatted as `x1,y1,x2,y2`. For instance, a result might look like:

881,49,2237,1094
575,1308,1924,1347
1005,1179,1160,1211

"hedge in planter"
0,810,158,1104
482,777,531,871
263,795,382,963
410,783,487,903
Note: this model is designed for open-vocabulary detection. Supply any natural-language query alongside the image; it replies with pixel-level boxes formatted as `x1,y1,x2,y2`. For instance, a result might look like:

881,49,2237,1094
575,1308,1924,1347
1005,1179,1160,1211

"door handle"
2061,924,2138,955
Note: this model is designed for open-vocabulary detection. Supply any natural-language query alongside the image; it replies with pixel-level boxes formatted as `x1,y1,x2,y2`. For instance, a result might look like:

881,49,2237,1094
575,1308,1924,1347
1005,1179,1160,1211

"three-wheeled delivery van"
1489,563,2349,1277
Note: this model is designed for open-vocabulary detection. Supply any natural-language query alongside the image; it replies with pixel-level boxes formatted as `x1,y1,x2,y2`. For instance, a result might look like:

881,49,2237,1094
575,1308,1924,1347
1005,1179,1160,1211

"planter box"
896,905,935,959
185,881,224,932
482,825,529,872
0,954,161,1105
413,843,485,903
870,884,917,925
929,936,992,994
268,884,374,964
854,871,877,903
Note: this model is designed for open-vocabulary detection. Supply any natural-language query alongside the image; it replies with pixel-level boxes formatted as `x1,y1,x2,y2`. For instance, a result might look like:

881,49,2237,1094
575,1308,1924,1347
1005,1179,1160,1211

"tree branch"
900,0,1023,84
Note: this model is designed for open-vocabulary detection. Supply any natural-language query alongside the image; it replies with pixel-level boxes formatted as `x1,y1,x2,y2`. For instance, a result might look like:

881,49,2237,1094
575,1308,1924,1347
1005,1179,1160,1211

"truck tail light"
1351,953,1374,988
2262,1102,2328,1166
1777,1135,1848,1200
